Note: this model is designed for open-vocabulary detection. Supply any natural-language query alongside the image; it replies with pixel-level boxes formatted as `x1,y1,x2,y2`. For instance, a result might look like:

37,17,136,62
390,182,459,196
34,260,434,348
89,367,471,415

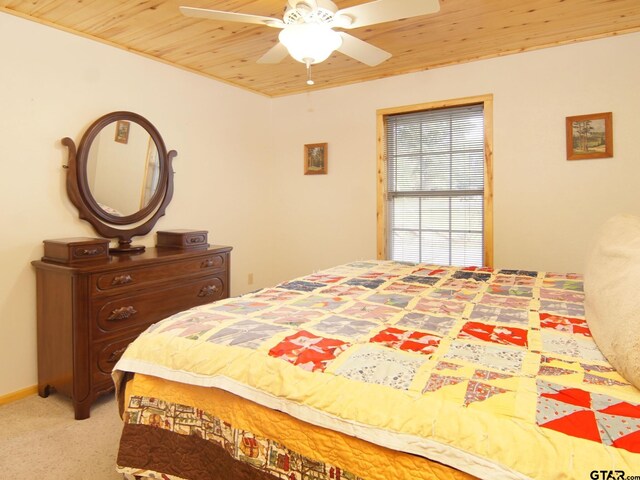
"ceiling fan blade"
179,6,284,28
337,32,391,66
337,0,440,29
257,42,290,64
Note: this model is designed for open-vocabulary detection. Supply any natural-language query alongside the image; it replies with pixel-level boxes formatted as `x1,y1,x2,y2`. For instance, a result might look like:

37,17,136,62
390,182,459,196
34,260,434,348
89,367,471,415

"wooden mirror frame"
62,111,177,253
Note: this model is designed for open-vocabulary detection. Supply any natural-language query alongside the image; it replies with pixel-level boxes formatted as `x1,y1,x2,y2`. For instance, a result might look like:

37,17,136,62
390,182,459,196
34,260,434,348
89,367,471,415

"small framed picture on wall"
304,143,328,175
566,112,613,160
115,120,130,144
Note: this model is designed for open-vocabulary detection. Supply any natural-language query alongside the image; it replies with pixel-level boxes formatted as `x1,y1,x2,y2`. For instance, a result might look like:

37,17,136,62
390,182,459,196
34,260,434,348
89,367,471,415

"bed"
113,259,640,480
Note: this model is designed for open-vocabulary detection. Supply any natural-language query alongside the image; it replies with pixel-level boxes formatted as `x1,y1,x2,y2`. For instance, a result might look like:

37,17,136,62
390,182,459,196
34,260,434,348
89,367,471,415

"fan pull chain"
305,58,315,85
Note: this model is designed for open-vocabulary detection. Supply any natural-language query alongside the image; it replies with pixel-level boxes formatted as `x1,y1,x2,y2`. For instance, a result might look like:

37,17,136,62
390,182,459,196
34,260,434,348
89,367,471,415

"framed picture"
566,112,612,160
115,120,130,144
304,143,328,175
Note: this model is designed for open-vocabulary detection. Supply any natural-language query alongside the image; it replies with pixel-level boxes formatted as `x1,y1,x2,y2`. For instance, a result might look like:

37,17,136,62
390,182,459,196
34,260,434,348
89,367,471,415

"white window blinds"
386,104,485,266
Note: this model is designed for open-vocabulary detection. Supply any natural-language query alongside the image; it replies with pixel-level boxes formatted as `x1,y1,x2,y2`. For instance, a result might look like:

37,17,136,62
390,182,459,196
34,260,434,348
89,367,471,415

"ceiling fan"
180,0,440,84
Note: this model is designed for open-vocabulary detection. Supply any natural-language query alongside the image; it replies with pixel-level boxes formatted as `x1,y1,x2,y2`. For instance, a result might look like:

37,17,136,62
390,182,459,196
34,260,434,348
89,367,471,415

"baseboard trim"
0,385,38,406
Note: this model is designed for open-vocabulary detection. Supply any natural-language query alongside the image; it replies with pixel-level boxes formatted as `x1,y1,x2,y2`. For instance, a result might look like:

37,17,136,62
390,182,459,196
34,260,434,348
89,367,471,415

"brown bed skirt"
119,423,283,480
117,373,477,480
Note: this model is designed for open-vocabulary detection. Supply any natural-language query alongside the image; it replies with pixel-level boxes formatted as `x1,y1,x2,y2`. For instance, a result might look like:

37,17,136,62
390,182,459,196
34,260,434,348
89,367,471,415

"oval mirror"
87,120,160,218
62,112,177,252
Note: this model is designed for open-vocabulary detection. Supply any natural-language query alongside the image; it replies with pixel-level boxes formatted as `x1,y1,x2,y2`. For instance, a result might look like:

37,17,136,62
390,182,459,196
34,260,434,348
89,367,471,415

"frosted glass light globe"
279,23,342,64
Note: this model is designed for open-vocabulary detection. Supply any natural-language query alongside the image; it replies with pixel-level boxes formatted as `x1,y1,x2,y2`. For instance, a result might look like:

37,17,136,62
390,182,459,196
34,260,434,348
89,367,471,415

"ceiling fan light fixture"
284,0,337,24
278,23,342,64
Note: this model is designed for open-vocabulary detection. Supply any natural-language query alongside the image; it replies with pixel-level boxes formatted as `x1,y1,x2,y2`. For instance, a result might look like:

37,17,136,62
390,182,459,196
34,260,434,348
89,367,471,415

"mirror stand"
109,240,146,254
62,112,177,253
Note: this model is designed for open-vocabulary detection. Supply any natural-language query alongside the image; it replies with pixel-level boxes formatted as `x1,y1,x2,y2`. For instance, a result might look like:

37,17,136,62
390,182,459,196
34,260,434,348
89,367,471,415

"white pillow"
584,213,640,389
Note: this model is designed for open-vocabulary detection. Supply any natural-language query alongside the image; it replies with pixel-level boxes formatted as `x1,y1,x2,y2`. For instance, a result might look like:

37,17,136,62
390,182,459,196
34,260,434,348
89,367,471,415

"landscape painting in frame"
566,112,612,160
304,143,328,175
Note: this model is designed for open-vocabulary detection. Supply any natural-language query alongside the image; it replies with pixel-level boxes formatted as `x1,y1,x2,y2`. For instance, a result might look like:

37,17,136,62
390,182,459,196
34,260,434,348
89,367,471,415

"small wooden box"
42,237,110,264
157,230,209,249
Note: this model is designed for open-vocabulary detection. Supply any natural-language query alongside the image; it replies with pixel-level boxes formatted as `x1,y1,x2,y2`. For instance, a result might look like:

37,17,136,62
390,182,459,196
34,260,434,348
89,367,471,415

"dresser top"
32,244,232,273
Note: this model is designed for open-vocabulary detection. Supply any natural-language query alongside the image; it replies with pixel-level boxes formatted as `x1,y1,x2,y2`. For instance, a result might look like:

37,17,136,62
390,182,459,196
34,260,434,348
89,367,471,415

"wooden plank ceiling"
2,0,640,97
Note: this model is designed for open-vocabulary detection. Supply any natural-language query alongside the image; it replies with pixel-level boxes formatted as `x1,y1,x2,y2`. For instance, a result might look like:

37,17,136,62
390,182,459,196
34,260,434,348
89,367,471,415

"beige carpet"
0,393,123,479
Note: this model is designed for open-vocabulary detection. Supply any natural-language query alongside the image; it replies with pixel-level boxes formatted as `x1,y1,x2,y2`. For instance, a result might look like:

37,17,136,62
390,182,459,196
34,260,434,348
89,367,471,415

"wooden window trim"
376,94,494,267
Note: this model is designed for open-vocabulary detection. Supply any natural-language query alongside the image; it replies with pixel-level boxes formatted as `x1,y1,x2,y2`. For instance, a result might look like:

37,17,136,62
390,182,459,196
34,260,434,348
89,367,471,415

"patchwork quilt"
115,261,640,479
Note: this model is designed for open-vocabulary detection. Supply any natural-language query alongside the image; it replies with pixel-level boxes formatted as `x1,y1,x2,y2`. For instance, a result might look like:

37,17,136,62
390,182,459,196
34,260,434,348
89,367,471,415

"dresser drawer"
91,252,227,295
92,274,228,338
95,335,133,376
93,334,137,386
43,237,109,264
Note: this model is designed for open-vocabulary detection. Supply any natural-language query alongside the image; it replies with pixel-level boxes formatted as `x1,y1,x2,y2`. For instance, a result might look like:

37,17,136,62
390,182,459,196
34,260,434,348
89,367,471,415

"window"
377,96,493,267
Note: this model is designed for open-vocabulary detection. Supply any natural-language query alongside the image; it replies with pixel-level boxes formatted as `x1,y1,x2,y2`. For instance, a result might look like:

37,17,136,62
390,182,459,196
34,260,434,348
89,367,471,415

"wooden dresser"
32,241,232,419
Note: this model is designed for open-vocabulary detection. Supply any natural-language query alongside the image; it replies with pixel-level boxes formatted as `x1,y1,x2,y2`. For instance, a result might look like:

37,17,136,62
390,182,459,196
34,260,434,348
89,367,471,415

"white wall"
0,13,275,397
270,33,640,282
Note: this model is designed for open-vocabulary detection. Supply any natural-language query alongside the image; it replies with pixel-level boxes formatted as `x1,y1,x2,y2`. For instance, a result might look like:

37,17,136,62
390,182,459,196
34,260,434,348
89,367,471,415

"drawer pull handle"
107,346,128,363
201,259,215,268
198,285,218,297
112,274,133,286
108,306,138,321
77,248,103,257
